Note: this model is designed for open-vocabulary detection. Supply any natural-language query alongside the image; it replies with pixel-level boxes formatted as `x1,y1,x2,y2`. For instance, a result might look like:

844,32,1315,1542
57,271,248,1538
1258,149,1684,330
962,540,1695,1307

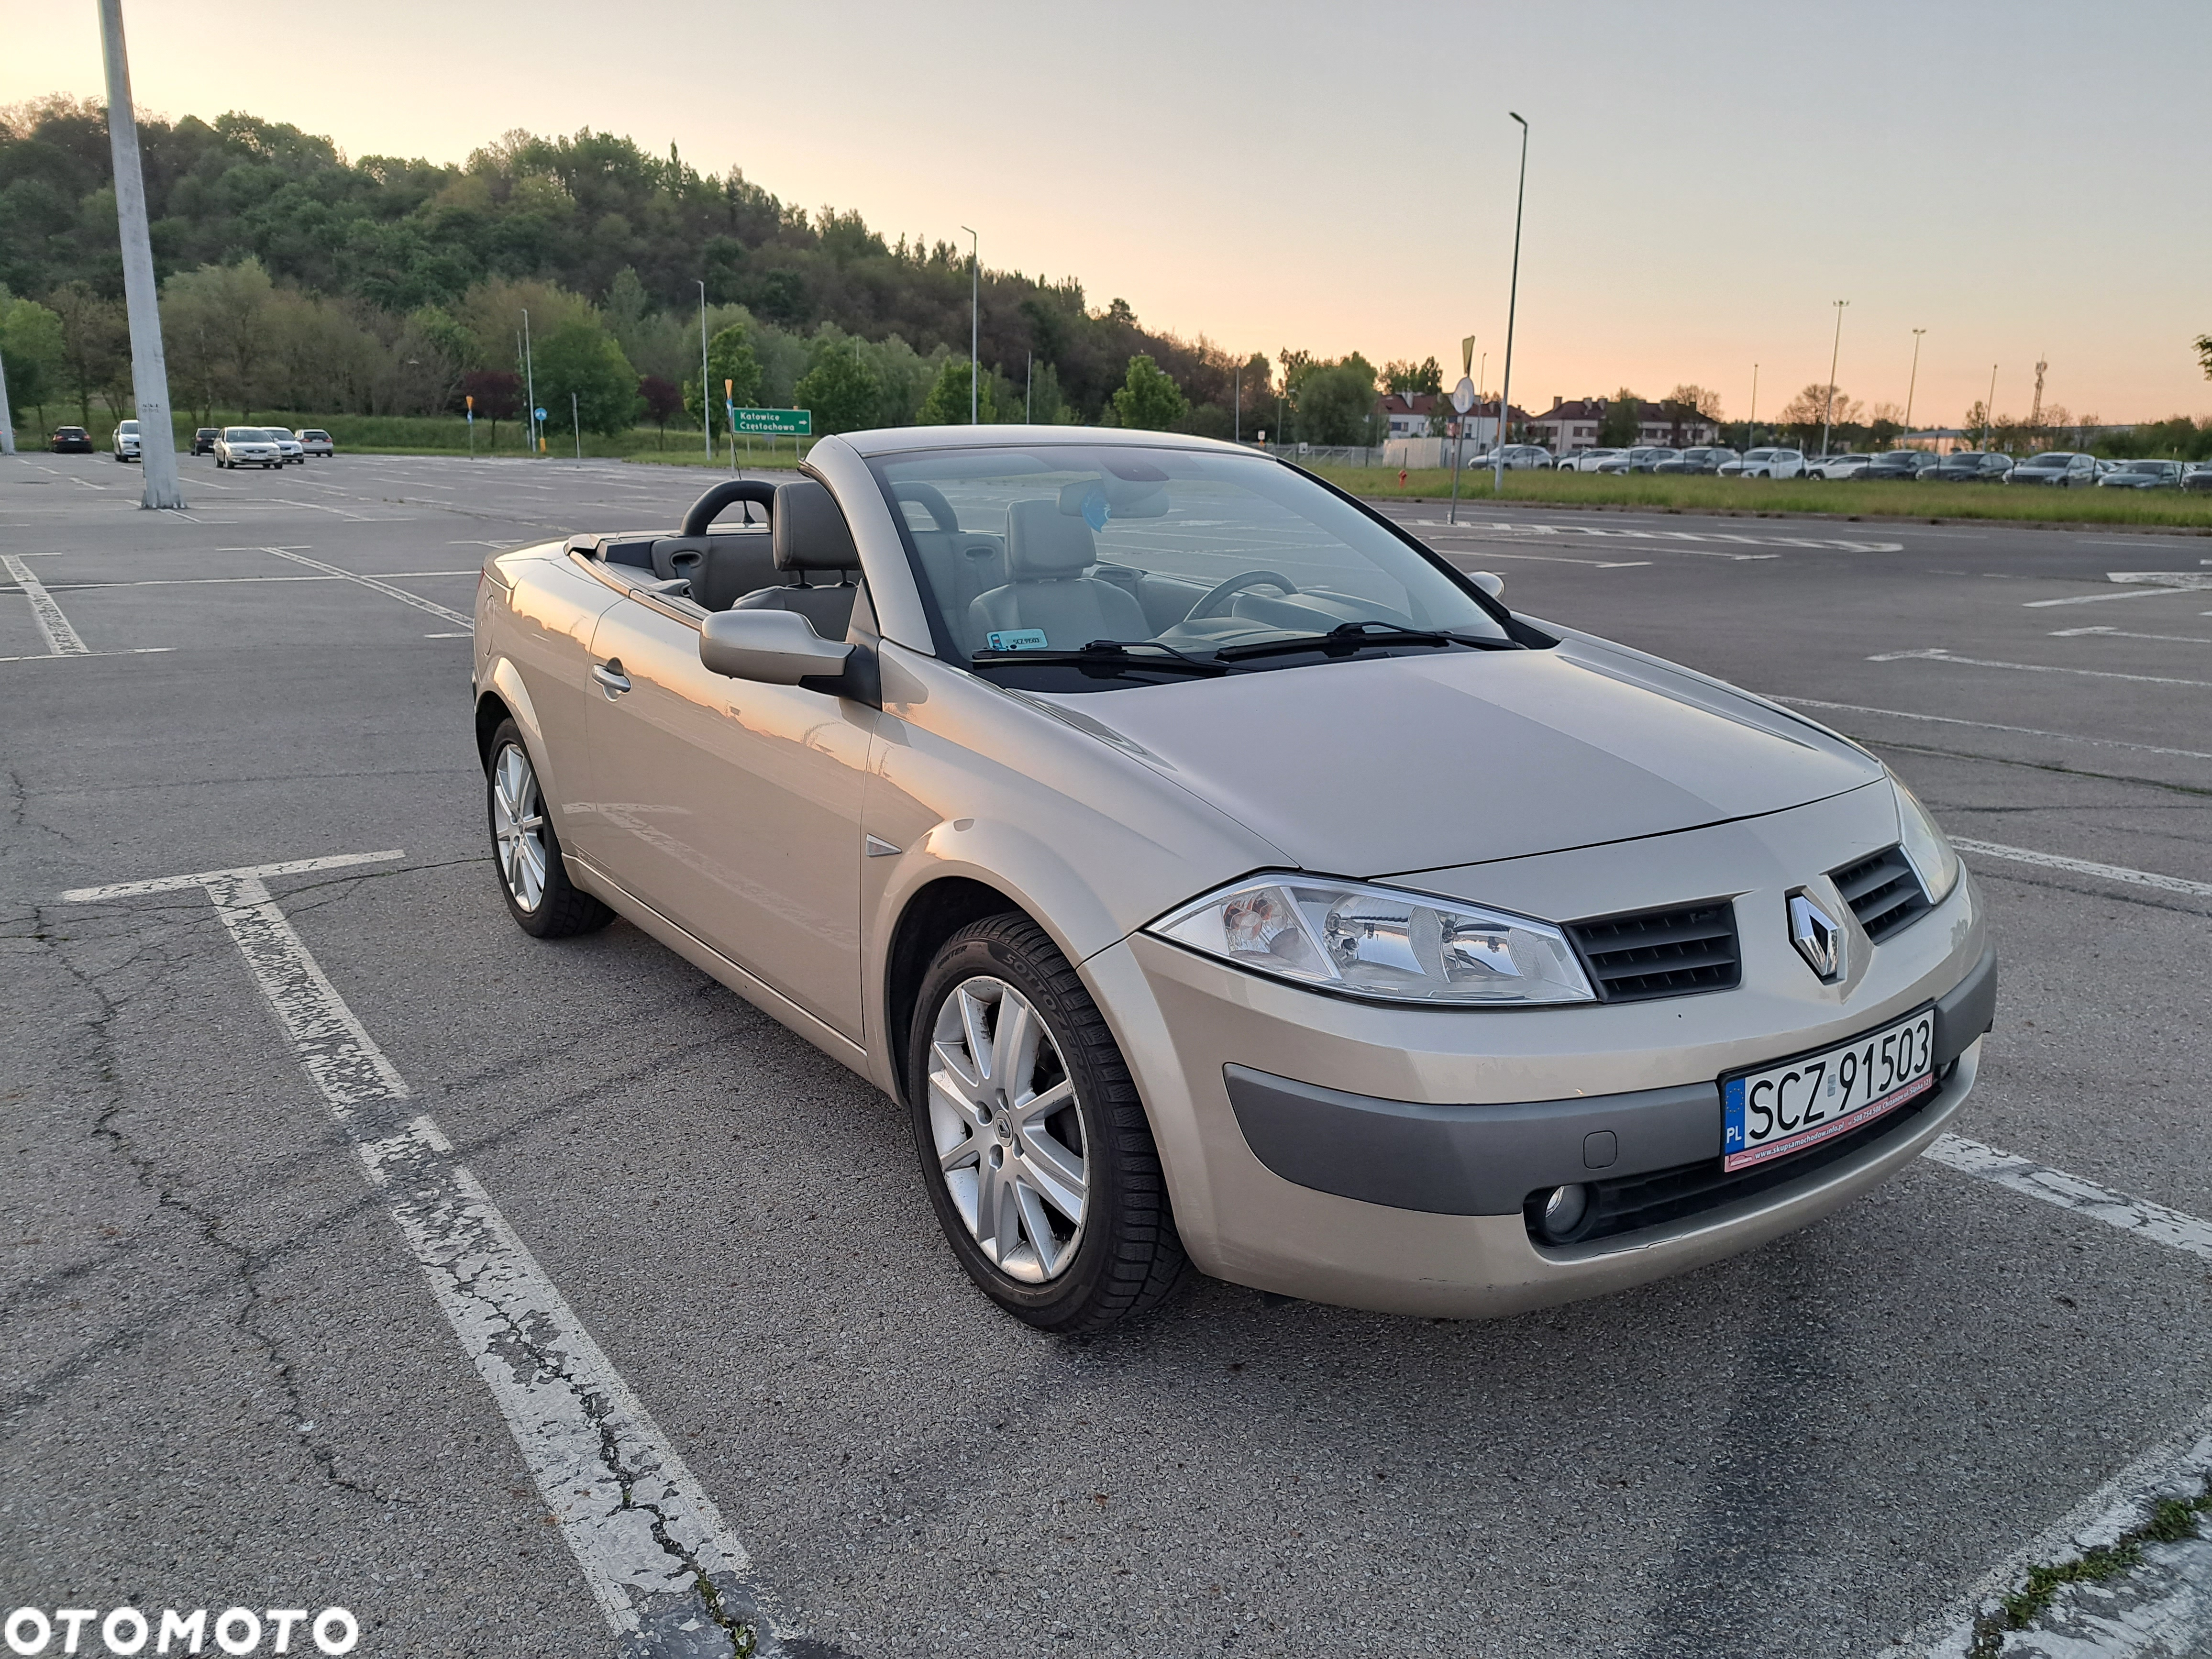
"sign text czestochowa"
732,408,812,436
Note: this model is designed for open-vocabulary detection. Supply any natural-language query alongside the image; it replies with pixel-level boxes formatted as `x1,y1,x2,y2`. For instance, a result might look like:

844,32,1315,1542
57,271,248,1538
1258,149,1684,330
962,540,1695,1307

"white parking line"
2052,624,2212,646
3,553,90,654
1768,696,2212,763
1951,839,2212,899
259,547,472,629
2022,586,2204,608
1926,1135,2212,1260
59,852,790,1657
1868,648,2212,690
0,648,176,664
43,571,479,591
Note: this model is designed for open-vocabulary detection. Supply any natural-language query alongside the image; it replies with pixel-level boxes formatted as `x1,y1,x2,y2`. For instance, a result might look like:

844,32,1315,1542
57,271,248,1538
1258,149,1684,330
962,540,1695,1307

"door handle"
592,660,631,697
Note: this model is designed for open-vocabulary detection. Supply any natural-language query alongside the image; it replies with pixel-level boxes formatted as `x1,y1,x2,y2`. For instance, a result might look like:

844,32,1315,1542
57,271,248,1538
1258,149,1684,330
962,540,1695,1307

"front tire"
907,914,1187,1335
486,719,612,938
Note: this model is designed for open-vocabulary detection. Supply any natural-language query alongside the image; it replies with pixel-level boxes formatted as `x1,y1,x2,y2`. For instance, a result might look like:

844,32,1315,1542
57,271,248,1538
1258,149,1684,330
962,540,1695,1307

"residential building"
1531,397,1721,454
1377,392,1442,441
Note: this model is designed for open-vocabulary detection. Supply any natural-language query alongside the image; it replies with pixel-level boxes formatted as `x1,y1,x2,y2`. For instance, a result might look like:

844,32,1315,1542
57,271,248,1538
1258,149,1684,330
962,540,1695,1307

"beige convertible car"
472,428,1994,1333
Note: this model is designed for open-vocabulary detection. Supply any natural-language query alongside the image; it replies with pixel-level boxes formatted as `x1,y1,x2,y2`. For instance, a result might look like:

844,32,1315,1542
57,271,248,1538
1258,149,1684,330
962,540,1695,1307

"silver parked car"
1556,448,1623,472
212,426,283,468
295,428,336,457
111,418,142,463
473,428,1994,1332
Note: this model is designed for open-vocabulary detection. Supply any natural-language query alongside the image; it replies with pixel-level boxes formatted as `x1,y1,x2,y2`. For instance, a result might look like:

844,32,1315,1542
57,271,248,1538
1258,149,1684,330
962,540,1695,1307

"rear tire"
907,913,1187,1335
485,719,613,939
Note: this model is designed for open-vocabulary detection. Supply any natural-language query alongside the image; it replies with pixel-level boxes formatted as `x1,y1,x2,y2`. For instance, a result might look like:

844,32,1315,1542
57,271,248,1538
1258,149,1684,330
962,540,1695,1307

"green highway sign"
732,407,812,436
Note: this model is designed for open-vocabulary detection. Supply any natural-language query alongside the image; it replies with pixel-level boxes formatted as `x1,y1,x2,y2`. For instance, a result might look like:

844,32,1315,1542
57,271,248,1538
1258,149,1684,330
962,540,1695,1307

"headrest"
1007,498,1096,577
772,479,860,571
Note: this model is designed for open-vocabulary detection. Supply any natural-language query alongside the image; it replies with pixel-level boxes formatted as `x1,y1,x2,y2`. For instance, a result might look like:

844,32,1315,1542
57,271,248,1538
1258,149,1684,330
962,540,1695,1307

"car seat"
967,499,1148,650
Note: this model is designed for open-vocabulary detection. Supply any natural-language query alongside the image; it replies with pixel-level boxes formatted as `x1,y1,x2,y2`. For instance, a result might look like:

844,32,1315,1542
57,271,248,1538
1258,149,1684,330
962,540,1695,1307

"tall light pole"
0,340,15,455
97,0,183,508
521,308,537,458
1903,328,1926,434
697,279,712,461
1983,363,1998,450
960,225,979,424
1819,299,1848,460
1493,112,1529,495
1747,363,1759,450
1232,363,1240,443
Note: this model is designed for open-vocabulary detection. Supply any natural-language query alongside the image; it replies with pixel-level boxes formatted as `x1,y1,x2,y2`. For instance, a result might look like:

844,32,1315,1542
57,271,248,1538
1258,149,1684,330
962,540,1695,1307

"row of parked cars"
44,423,337,464
1540,443,2212,489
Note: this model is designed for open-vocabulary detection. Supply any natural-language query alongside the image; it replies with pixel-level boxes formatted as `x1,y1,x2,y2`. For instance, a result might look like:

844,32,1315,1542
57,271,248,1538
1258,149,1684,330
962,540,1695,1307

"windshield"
223,428,261,440
2024,453,2073,466
869,442,1512,680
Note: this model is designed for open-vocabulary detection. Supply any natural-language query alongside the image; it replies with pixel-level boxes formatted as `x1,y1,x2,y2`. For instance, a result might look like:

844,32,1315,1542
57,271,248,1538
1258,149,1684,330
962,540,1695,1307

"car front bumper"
1081,789,1992,1317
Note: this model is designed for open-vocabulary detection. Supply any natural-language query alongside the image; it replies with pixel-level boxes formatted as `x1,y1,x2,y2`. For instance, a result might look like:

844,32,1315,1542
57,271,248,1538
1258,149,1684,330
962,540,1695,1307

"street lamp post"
1747,363,1759,451
1983,363,1998,450
960,226,979,424
1493,112,1529,496
1820,299,1848,459
697,279,712,461
521,308,537,457
1904,328,1926,434
97,0,183,508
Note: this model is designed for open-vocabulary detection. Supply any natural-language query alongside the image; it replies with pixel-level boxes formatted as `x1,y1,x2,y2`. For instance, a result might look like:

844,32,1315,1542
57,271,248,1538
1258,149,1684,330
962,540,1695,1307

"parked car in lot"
2098,460,2185,490
1927,452,2013,483
474,428,1995,1331
111,419,142,463
1719,447,1808,479
271,430,306,465
213,426,284,468
2007,451,2099,487
1862,451,1937,482
2183,463,2212,494
50,426,94,454
1472,443,1555,470
1805,453,1874,481
191,428,220,456
1597,446,1681,474
296,428,335,457
1651,446,1740,475
1556,448,1622,473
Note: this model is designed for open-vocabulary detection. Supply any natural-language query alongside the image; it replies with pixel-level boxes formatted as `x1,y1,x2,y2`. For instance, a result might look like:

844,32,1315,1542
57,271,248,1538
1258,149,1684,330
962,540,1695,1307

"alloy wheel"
490,742,549,912
926,976,1089,1283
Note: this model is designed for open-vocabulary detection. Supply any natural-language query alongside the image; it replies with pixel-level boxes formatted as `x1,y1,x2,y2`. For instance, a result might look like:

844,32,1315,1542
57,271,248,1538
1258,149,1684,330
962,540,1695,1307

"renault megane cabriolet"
470,427,1994,1334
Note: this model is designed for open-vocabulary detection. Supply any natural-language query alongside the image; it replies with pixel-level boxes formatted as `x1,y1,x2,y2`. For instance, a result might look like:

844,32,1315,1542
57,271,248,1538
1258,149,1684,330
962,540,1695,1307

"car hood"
1031,633,1881,878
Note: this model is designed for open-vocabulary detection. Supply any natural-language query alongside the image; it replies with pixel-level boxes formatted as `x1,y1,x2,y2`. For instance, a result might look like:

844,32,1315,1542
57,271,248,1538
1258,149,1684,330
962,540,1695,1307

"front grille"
1564,900,1741,1003
1830,845,1930,941
1526,1062,1952,1247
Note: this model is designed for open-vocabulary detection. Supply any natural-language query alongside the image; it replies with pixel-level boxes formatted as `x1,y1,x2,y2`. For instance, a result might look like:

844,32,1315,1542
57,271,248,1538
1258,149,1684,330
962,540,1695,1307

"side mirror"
1469,571,1505,599
699,608,852,686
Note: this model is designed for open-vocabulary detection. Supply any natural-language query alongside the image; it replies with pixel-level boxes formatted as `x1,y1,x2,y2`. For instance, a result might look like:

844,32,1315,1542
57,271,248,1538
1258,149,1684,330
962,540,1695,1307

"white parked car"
213,426,284,469
1805,454,1874,481
295,429,335,457
271,430,305,465
111,419,141,463
1556,448,1621,472
1596,447,1681,475
1720,447,1809,480
1473,444,1554,471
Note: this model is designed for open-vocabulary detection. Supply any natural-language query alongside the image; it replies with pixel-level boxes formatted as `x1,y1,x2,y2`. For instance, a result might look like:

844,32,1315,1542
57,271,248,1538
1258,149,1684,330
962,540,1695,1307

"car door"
583,575,875,1040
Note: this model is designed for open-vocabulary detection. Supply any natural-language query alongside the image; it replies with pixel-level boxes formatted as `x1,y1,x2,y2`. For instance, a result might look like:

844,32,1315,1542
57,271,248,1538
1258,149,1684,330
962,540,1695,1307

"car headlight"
1891,778,1961,905
1148,875,1595,1006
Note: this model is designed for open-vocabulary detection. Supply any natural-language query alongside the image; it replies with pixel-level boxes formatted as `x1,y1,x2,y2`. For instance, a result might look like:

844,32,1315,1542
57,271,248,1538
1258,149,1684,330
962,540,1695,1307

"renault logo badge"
1786,890,1846,982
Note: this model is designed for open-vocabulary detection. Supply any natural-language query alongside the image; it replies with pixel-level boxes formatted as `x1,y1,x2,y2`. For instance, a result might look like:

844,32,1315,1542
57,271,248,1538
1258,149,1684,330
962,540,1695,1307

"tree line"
0,97,1391,446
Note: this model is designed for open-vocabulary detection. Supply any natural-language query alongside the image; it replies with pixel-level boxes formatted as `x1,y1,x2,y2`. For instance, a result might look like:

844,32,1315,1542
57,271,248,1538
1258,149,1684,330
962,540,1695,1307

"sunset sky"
9,0,2208,425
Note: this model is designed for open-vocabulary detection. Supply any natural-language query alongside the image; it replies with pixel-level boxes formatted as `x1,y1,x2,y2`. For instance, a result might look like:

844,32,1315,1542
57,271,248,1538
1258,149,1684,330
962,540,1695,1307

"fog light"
1537,1183,1591,1242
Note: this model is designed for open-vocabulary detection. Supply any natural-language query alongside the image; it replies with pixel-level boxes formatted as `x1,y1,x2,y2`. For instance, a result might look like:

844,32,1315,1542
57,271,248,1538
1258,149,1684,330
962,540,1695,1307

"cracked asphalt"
3,452,2209,1657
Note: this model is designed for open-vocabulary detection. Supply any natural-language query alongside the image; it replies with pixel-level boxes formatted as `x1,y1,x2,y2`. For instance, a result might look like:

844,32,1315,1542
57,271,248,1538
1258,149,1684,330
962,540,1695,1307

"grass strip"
1965,1482,2212,1658
1307,465,2212,529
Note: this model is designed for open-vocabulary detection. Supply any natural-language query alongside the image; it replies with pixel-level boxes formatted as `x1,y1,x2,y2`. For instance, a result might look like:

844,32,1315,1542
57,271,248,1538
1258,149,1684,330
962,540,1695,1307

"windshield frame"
862,439,1537,687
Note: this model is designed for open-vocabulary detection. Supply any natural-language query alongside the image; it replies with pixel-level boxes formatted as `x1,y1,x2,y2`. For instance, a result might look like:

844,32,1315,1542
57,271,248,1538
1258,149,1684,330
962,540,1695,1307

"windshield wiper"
970,639,1230,676
1213,620,1520,664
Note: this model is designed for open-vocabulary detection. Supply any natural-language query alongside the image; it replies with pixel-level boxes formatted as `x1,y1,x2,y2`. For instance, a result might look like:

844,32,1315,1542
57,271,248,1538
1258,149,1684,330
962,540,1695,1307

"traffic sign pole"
1447,371,1476,524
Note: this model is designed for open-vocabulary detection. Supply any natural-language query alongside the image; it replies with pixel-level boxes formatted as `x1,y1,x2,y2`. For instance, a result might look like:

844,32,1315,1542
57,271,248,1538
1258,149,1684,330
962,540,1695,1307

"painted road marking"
1951,839,2212,900
1868,648,2212,690
258,546,472,629
1438,547,1654,568
1403,518,1899,553
2052,624,2212,645
0,648,176,664
3,553,90,654
43,570,479,590
60,852,792,1657
1926,1135,2212,1261
1769,696,2212,763
2022,586,2207,608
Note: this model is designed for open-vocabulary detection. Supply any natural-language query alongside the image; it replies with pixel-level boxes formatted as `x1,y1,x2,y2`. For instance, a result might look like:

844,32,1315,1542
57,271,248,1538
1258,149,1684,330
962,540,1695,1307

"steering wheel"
1186,569,1300,621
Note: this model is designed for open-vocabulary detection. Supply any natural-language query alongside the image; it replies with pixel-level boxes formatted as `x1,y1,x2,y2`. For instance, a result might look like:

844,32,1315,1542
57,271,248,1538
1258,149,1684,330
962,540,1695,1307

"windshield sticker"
1080,487,1111,531
984,629,1051,652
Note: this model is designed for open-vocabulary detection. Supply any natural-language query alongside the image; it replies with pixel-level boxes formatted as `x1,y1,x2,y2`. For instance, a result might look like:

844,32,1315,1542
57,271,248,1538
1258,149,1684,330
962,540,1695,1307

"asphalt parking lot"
4,450,2210,1658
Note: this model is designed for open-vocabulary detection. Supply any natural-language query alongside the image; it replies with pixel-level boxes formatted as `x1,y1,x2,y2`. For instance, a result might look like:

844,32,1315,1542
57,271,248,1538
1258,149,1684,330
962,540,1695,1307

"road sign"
1451,377,1476,415
731,408,812,436
533,407,547,421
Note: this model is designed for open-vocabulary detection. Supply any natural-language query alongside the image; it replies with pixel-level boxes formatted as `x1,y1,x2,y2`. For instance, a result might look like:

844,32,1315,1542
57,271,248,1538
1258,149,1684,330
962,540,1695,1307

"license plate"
1722,1007,1936,1172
